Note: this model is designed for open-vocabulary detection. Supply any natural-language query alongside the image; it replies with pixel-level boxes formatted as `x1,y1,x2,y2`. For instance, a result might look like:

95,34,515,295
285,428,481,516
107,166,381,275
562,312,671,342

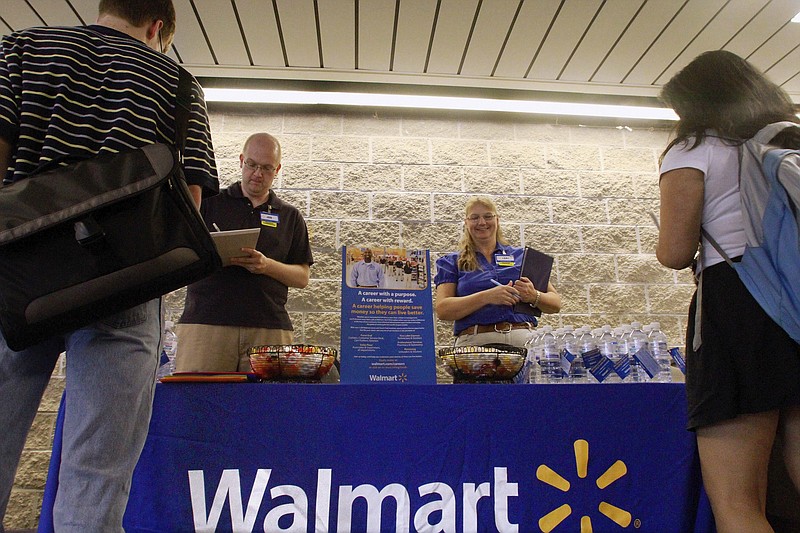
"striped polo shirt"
0,24,218,194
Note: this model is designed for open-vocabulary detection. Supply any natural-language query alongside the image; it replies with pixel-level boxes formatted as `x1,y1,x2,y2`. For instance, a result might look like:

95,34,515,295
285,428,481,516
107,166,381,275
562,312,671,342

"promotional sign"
340,245,436,384
40,384,714,533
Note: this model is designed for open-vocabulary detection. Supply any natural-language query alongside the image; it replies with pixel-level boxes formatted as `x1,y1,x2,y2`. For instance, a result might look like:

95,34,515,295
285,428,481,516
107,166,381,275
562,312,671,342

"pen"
490,278,520,299
212,223,221,232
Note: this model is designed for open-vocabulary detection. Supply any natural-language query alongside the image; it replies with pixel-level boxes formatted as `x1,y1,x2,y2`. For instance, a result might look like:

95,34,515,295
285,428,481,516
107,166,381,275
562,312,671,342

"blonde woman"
434,196,561,348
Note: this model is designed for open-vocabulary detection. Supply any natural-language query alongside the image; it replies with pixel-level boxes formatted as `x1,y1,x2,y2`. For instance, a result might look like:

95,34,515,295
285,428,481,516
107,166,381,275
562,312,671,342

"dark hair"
659,50,800,156
98,0,176,44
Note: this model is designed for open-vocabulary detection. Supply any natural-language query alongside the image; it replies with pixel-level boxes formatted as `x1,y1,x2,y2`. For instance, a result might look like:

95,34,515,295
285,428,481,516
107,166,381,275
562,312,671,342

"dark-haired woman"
657,50,800,532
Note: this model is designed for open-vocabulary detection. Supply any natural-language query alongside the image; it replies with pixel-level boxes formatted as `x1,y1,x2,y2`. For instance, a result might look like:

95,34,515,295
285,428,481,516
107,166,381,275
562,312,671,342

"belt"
457,322,532,336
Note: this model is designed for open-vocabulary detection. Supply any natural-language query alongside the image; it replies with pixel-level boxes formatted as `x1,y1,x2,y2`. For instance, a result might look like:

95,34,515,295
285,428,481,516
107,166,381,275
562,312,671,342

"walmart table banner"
340,245,436,384
41,383,714,533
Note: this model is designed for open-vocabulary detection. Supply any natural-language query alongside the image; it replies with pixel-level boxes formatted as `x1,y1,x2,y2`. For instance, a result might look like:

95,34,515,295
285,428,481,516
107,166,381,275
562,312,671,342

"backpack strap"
174,66,193,159
700,228,735,267
712,120,800,260
752,121,799,144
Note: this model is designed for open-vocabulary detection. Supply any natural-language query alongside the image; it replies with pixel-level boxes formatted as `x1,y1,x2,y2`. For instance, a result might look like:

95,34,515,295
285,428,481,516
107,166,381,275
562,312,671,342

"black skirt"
685,259,800,430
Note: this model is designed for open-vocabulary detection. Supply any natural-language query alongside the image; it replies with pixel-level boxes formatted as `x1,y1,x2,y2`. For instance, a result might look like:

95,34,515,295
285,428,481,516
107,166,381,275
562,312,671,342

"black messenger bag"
0,68,221,351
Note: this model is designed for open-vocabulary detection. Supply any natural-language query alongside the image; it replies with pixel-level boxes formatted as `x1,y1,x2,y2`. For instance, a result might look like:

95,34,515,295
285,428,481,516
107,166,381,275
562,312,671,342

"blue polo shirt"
434,244,537,335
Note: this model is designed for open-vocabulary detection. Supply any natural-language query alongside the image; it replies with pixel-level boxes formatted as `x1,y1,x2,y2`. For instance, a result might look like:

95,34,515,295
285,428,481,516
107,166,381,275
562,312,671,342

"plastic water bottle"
157,321,177,380
578,326,596,354
539,326,563,384
577,326,598,383
598,325,620,383
648,322,672,382
613,326,631,382
525,330,542,384
561,325,586,383
627,322,649,383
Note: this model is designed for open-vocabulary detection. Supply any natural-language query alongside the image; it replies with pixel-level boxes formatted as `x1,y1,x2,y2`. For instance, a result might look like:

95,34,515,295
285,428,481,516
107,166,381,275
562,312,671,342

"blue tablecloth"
41,383,714,532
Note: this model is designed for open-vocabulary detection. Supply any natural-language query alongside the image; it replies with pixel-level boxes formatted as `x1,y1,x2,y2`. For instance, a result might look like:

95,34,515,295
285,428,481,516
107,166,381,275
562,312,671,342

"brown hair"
98,0,177,47
659,50,800,157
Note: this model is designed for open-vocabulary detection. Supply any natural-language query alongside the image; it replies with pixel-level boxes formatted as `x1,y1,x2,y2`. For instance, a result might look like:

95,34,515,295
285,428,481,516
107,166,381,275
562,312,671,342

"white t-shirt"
660,134,745,271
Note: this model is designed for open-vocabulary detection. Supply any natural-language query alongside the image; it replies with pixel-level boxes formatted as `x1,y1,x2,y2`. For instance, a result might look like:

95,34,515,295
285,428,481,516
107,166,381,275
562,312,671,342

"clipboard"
210,228,261,266
513,246,554,317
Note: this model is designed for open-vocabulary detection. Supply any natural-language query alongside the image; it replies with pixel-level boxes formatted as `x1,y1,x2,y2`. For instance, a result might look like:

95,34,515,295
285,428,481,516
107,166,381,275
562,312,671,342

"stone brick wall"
5,106,695,529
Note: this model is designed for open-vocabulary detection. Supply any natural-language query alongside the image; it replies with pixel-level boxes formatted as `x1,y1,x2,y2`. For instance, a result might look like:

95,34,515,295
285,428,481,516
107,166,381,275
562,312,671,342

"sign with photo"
340,245,436,384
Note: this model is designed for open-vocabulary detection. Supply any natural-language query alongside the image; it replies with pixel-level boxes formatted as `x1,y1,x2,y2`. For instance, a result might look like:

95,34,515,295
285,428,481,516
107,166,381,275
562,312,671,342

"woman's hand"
487,281,521,306
513,277,537,304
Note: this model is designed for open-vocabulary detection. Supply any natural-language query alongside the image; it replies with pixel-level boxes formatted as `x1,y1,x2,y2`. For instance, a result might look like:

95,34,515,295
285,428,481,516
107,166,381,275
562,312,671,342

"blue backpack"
702,121,800,344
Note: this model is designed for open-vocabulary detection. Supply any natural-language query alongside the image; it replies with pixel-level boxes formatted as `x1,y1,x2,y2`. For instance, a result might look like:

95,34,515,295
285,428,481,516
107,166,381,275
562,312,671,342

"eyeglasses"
243,159,277,174
466,214,497,222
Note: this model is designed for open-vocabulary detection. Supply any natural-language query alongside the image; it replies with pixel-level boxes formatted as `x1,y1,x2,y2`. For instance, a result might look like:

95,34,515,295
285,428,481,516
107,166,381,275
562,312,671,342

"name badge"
261,212,279,227
495,254,515,267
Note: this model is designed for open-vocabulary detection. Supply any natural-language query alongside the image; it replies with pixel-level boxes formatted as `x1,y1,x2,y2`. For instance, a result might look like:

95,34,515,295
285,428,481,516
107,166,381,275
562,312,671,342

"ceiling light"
203,88,678,121
792,10,800,22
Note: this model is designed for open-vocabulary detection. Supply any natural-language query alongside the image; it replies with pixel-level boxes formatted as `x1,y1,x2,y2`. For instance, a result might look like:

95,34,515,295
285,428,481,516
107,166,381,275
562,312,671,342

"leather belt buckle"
494,322,512,333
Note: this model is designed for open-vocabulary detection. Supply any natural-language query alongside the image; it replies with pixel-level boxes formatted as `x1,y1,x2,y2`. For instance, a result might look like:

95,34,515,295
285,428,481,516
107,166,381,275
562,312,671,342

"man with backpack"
0,1,218,530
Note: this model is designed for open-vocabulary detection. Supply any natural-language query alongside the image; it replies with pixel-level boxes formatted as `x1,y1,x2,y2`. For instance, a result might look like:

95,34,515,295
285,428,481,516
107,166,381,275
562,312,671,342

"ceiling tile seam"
313,0,323,68
781,69,800,89
744,19,791,64
651,0,731,85
354,0,359,69
457,0,484,76
230,0,254,66
620,0,691,84
719,0,769,51
588,0,647,82
524,0,566,79
556,0,606,80
188,0,218,65
271,0,289,67
764,42,800,83
490,0,525,77
389,0,401,71
0,17,13,34
65,0,86,26
423,0,443,74
22,0,45,26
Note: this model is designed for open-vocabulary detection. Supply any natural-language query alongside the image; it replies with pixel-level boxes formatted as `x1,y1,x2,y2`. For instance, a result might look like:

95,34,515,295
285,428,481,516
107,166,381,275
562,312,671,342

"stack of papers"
159,372,259,383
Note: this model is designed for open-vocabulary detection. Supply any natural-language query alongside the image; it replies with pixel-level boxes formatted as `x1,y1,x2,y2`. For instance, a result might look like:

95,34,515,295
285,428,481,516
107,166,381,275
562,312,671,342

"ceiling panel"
392,0,438,73
276,0,319,68
2,0,800,102
491,0,561,79
653,0,770,86
318,0,356,69
556,0,645,82
425,0,479,75
358,0,395,71
192,0,250,66
170,0,215,64
2,0,48,32
26,0,83,26
589,1,686,85
66,0,98,25
526,0,604,81
623,0,728,85
747,21,800,76
459,0,521,77
236,0,285,67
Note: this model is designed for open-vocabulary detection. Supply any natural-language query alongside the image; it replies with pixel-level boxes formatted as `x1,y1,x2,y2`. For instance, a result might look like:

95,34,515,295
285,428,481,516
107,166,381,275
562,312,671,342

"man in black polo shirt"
176,132,314,373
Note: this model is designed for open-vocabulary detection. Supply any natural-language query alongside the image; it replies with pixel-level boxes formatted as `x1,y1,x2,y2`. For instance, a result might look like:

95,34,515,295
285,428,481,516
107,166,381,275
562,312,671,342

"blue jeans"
0,299,161,532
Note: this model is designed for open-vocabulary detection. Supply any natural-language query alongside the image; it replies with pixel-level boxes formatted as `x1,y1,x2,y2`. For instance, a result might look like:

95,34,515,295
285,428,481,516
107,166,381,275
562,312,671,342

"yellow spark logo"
536,439,632,532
